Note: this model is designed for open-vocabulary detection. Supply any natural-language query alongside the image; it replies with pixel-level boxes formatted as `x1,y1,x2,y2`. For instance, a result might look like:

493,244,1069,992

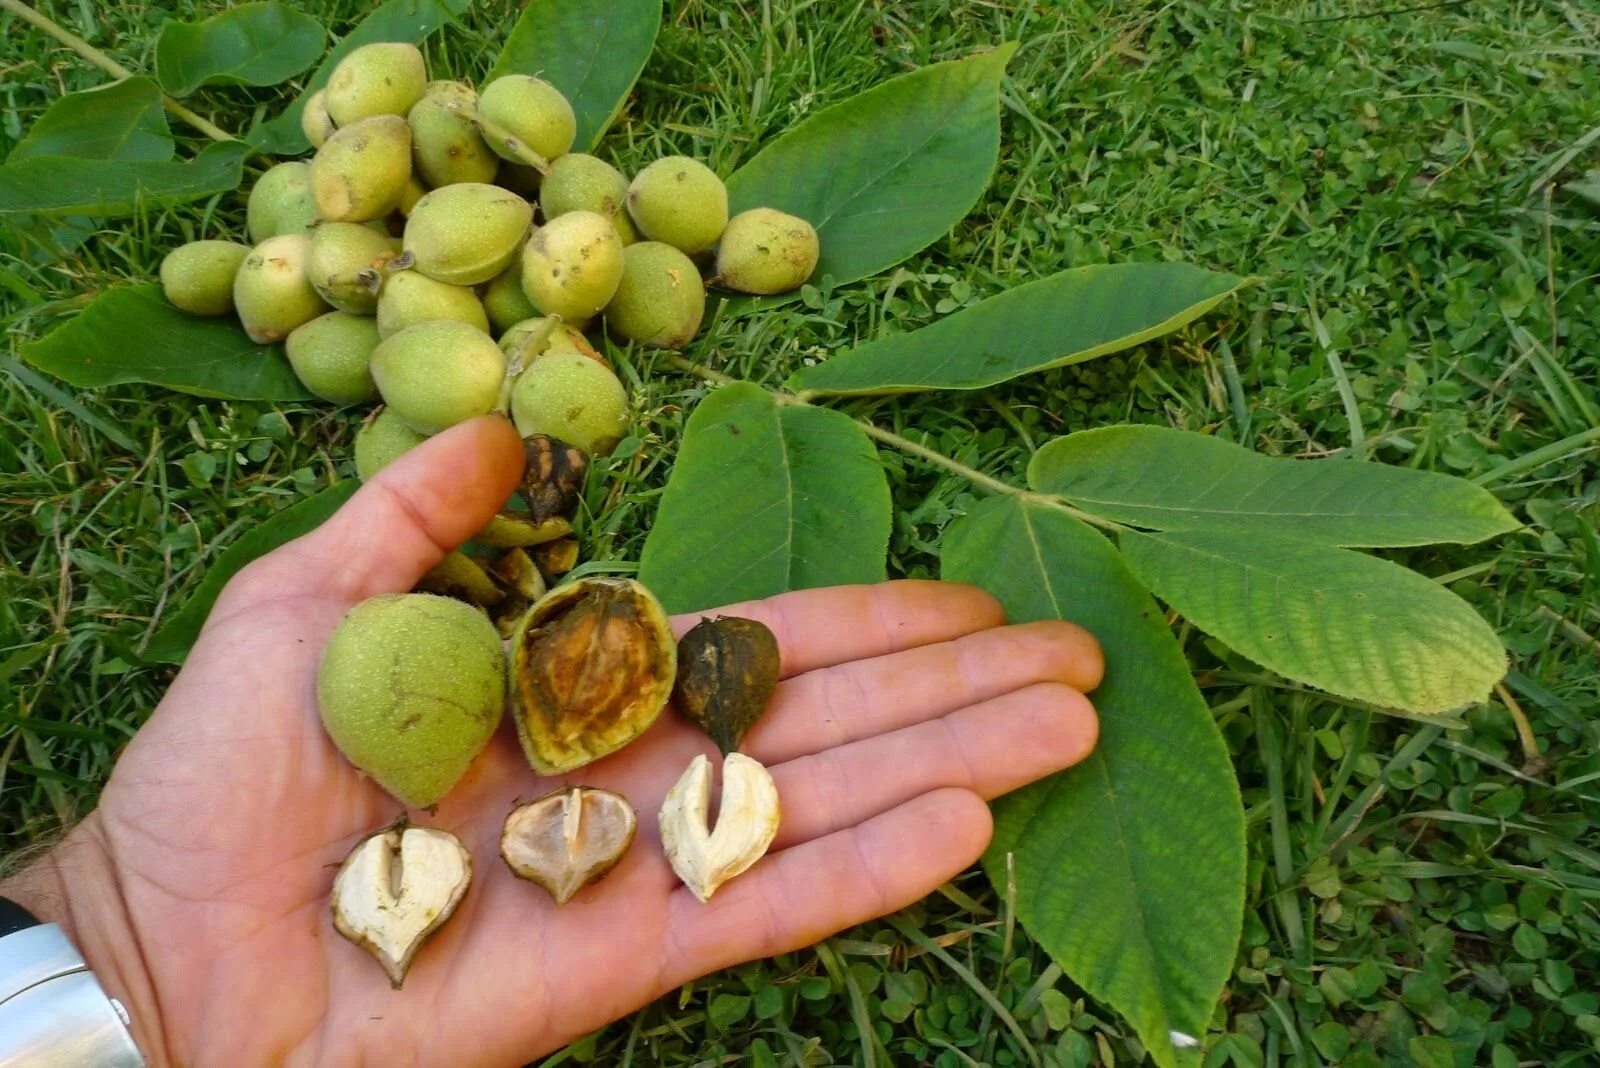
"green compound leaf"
726,44,1014,290
142,481,360,664
1030,425,1520,547
247,0,469,155
156,2,327,97
789,263,1251,395
638,382,891,613
487,0,661,151
8,77,172,163
1120,529,1507,714
0,140,250,218
21,285,312,401
942,496,1243,1068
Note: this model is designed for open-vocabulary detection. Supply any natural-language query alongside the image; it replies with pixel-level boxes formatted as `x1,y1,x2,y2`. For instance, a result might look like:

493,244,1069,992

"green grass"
4,0,1599,1064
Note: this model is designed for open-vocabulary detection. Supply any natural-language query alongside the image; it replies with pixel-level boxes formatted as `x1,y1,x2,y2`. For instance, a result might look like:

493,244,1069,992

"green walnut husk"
376,269,490,339
285,311,381,405
308,222,402,314
246,161,318,243
409,81,499,188
319,593,505,808
509,351,629,457
354,407,427,480
371,320,506,434
473,513,570,549
714,208,819,295
416,550,505,610
404,183,533,286
511,578,676,774
540,153,638,245
234,234,330,344
483,264,540,335
532,537,579,581
301,89,336,148
477,75,576,164
324,42,427,126
160,240,250,317
626,156,728,254
602,241,705,350
520,210,625,321
673,616,782,755
311,115,413,223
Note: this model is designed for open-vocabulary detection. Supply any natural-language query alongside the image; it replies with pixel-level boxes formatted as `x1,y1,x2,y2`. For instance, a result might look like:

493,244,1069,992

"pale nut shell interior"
331,825,473,988
658,751,781,902
501,786,638,904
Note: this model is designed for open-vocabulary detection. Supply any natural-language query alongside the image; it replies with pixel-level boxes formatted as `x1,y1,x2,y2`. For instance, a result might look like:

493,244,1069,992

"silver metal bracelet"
0,923,147,1066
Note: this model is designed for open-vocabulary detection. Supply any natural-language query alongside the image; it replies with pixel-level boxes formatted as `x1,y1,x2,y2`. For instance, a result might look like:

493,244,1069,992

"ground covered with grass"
3,1,1599,1064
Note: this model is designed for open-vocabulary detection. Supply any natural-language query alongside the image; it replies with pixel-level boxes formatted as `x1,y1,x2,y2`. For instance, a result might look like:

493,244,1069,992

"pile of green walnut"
319,574,784,987
158,40,821,470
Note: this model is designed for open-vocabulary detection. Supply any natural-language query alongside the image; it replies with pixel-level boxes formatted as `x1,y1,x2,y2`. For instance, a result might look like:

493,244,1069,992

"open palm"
23,417,1102,1066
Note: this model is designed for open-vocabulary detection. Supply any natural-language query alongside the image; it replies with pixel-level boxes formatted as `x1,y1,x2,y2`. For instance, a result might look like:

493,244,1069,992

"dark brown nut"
522,434,589,524
510,578,676,773
533,537,579,581
672,616,781,755
501,786,637,904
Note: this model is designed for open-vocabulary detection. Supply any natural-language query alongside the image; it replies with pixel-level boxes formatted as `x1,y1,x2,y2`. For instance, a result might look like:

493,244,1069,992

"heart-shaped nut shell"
659,752,780,902
510,578,676,774
330,825,472,988
501,786,637,904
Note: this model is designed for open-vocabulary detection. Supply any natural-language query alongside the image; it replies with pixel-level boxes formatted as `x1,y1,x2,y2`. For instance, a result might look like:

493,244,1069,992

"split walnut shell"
501,786,637,904
659,752,780,902
331,825,472,988
522,434,589,524
673,616,781,755
510,578,676,774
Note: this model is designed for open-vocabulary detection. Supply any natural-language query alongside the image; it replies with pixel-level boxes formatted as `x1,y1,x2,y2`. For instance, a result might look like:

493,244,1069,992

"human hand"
1,416,1102,1066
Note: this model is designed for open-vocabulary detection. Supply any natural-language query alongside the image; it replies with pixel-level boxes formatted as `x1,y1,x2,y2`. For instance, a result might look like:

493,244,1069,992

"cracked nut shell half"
331,824,472,988
501,786,637,904
511,578,676,774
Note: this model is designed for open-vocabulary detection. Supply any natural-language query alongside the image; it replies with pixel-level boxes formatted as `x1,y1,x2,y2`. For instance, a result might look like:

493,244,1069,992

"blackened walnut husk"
522,434,588,523
672,616,781,755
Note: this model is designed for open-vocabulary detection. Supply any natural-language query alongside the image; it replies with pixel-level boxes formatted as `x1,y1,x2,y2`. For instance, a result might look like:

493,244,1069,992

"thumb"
207,415,525,619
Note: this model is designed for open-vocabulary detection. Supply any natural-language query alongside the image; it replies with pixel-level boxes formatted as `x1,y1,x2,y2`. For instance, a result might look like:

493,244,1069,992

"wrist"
1,816,171,1066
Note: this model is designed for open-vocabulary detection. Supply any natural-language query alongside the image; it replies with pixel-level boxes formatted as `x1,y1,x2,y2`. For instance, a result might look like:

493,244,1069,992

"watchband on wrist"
0,903,147,1066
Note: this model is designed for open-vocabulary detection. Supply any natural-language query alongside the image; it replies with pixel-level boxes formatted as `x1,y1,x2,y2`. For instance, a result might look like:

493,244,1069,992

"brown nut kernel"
511,578,676,774
673,616,781,755
522,434,589,524
501,786,637,904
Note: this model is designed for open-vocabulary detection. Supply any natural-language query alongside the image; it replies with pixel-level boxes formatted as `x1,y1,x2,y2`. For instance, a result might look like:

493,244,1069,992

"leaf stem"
0,0,234,144
663,355,1125,531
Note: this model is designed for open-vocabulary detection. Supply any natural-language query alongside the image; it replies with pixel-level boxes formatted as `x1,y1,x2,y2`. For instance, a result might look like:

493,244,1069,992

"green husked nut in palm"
160,240,251,317
409,81,499,188
301,89,336,149
324,43,427,126
376,270,490,338
371,320,507,434
317,593,506,809
520,211,624,322
285,311,381,405
602,241,705,350
540,154,638,244
354,407,428,480
484,264,539,335
477,76,575,164
404,183,533,286
234,234,330,344
510,350,629,456
308,222,401,314
715,207,820,295
625,156,728,254
311,115,413,223
247,161,318,243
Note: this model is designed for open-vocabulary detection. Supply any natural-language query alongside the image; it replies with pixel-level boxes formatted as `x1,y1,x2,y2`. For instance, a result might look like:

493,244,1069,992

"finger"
766,682,1097,851
744,620,1103,764
669,581,1005,679
662,788,992,986
209,416,524,617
